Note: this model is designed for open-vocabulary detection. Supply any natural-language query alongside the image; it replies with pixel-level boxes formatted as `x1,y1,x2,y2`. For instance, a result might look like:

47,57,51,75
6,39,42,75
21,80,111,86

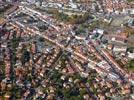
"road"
9,6,128,81
91,42,126,80
7,6,130,99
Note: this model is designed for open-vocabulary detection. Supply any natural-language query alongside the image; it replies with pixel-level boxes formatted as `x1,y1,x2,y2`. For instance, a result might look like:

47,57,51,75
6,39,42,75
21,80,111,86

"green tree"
21,49,30,65
80,88,87,96
127,60,134,68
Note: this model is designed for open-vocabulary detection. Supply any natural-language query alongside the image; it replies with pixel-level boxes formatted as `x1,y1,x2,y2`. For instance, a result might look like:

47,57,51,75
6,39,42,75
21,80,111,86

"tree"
69,96,78,100
21,49,30,65
127,60,134,68
77,25,85,33
80,88,87,96
56,88,63,98
127,0,134,2
127,47,134,53
73,72,82,80
63,88,71,98
38,37,45,42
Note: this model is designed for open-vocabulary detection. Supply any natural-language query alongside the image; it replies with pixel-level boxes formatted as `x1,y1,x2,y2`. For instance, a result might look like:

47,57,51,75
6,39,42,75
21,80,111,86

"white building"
113,46,127,53
128,52,134,59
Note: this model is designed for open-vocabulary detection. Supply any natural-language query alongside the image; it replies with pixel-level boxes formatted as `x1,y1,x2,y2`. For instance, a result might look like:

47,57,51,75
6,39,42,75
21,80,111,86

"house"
93,29,104,35
102,0,127,13
125,9,134,15
108,73,119,81
4,94,11,100
69,3,77,9
107,44,113,50
109,31,128,43
97,60,111,71
92,29,104,39
31,42,37,54
104,17,113,23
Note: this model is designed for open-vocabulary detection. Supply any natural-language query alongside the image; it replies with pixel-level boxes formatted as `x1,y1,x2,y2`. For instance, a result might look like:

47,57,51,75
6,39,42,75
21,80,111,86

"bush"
127,60,134,68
